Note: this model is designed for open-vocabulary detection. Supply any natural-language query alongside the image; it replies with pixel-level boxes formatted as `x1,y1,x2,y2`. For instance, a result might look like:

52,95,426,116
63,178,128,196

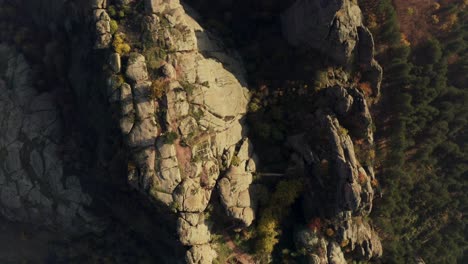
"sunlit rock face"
102,0,257,261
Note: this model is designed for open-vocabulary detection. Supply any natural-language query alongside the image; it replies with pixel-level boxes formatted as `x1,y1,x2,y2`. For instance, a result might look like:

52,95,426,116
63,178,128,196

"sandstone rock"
161,63,177,79
119,83,135,134
109,53,121,73
177,216,211,245
328,242,346,264
338,218,382,259
327,86,354,116
166,83,190,120
125,53,149,83
94,10,112,49
218,166,254,226
0,45,95,232
157,141,177,159
173,178,210,212
109,2,258,260
142,14,160,42
91,0,107,9
133,81,155,120
200,160,219,189
179,116,198,139
186,244,217,264
127,117,158,148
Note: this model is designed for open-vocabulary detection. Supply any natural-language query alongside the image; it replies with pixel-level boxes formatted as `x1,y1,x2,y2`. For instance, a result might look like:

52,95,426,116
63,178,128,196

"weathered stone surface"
119,83,135,134
282,0,362,64
91,0,107,9
282,0,383,98
127,116,158,147
109,1,258,260
337,218,382,259
177,215,211,245
125,53,149,83
94,10,112,49
161,62,177,79
328,242,346,264
218,165,254,226
186,244,217,264
173,178,210,212
109,53,121,73
0,44,95,232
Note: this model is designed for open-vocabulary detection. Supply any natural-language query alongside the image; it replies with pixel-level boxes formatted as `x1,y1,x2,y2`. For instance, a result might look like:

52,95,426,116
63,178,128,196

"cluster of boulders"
0,44,96,232
101,0,257,262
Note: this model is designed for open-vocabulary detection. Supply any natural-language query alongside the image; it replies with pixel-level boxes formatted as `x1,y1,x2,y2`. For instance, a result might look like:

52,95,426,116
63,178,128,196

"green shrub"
255,179,304,259
255,123,271,139
110,74,124,89
201,81,210,87
164,131,179,144
107,5,117,17
231,156,241,167
248,98,262,113
110,19,118,34
112,33,131,54
191,107,204,121
181,81,196,95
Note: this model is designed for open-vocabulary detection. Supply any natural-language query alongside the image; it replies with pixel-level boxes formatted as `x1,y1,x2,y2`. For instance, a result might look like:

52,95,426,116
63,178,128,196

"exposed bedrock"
0,44,97,233
103,0,257,261
286,72,382,263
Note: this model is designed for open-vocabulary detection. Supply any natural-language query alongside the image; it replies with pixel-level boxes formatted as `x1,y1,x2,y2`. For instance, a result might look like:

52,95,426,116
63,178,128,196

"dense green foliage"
362,1,468,263
255,179,304,261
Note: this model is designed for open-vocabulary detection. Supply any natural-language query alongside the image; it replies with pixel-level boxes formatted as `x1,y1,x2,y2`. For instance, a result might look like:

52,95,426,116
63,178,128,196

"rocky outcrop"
0,44,96,232
287,67,381,262
282,0,383,98
92,4,112,49
102,0,256,261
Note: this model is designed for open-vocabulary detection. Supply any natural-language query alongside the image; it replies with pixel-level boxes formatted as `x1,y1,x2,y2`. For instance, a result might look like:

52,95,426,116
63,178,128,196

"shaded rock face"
0,45,95,232
281,2,383,259
103,0,257,261
282,0,383,97
288,71,382,262
282,0,361,64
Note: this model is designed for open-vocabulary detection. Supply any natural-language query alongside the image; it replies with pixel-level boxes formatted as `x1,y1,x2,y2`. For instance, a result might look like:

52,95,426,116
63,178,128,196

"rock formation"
282,1,383,262
0,0,386,262
282,0,383,98
0,45,96,232
101,0,257,261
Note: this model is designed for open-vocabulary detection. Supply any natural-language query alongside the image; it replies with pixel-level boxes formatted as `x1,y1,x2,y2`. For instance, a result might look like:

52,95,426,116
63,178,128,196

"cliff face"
0,0,383,263
95,0,258,261
0,44,96,232
281,1,382,262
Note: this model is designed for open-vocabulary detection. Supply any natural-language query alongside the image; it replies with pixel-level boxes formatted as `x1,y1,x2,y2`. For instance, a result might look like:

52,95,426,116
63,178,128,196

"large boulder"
125,53,149,83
